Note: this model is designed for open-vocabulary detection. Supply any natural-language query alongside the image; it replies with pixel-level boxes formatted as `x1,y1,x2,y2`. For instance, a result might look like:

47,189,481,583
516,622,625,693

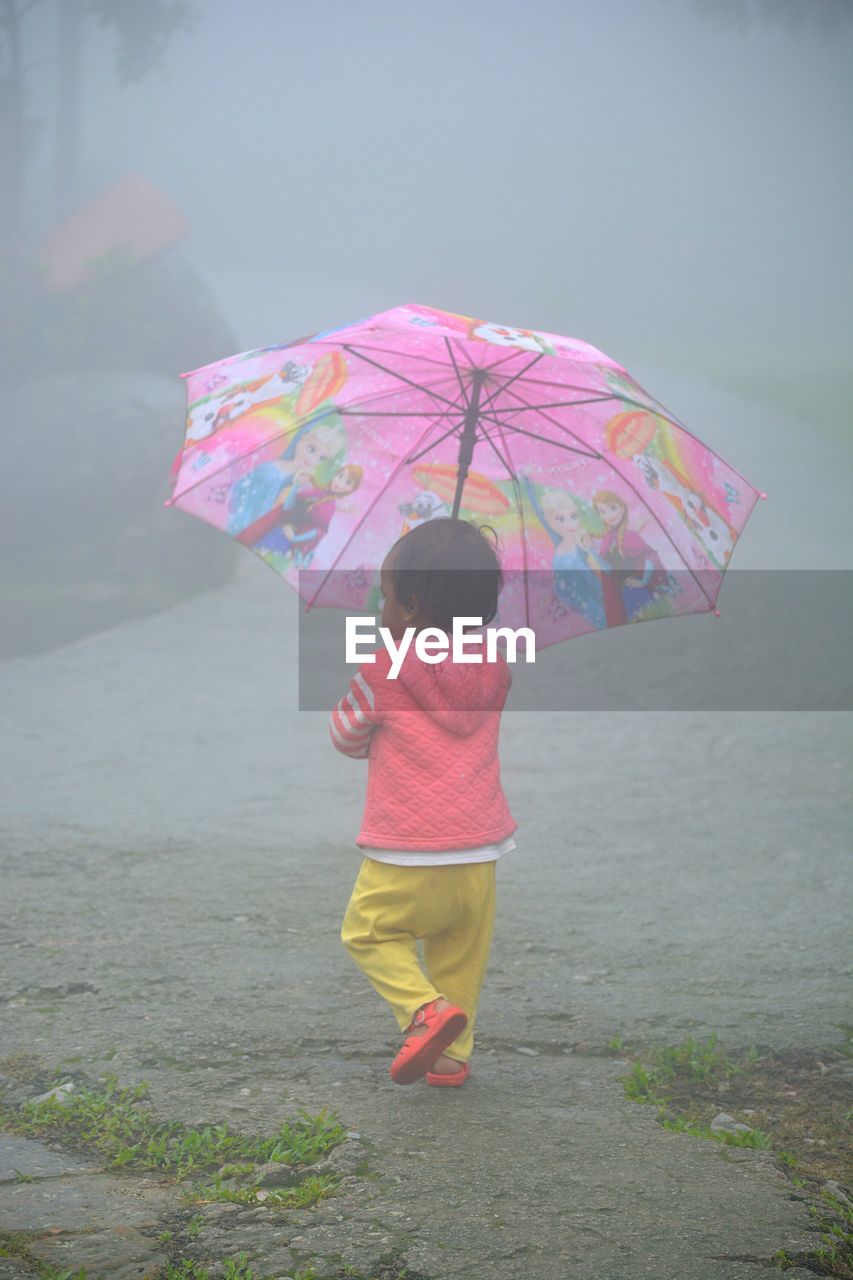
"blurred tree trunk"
54,0,81,222
0,0,27,252
2,0,192,251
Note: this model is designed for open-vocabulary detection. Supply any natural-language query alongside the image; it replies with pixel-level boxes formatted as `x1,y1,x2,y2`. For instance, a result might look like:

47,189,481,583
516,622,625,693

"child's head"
380,518,503,639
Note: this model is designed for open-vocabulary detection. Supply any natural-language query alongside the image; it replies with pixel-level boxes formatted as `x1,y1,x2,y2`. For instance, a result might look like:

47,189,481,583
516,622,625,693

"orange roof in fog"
39,173,190,292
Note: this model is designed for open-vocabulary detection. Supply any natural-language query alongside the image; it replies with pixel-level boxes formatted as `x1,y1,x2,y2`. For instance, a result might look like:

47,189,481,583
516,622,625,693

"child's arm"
329,663,384,759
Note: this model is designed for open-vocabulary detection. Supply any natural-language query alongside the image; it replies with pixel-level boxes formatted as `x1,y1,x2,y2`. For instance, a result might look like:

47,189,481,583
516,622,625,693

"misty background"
2,11,852,1274
1,0,851,658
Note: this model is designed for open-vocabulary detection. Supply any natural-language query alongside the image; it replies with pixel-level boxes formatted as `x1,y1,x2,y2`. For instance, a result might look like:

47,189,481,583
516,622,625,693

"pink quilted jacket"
330,646,516,851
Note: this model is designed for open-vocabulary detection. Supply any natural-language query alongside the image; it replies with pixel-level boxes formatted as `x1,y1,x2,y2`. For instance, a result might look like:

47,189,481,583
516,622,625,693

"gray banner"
298,570,852,711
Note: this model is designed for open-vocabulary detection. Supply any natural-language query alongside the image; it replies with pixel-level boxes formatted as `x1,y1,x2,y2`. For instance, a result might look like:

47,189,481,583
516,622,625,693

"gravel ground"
0,371,850,1278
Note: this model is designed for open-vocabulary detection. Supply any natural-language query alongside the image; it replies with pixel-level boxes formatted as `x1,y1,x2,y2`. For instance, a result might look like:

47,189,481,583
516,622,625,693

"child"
331,519,516,1087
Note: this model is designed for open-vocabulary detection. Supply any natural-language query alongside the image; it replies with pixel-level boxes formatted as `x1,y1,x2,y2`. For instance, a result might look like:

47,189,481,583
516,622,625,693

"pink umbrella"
166,303,765,646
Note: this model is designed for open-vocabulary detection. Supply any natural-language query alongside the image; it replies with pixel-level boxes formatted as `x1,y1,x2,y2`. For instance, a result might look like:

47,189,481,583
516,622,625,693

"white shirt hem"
359,836,517,867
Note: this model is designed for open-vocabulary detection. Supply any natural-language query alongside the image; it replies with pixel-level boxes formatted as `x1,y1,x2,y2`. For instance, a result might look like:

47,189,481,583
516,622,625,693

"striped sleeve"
329,669,380,758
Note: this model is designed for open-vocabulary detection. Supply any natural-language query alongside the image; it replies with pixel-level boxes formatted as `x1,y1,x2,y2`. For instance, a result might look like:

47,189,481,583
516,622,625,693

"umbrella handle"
451,369,487,519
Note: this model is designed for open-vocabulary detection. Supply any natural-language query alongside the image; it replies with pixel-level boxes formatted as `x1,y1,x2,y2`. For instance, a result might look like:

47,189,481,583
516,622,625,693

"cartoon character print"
402,305,611,364
467,320,556,357
633,453,734,571
398,489,448,536
186,399,223,444
604,368,664,414
252,463,364,569
522,477,609,630
603,407,737,571
186,362,311,443
592,490,673,622
227,414,346,541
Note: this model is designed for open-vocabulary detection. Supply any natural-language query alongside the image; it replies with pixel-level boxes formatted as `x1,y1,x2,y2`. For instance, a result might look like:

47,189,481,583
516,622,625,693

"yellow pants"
340,857,497,1063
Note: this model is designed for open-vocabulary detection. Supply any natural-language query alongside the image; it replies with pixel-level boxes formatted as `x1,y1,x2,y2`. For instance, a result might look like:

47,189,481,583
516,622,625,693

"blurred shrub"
0,250,241,657
0,244,235,385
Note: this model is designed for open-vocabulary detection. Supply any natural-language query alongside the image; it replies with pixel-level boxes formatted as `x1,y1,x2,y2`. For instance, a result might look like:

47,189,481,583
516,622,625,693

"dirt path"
1,373,850,1277
1,550,849,1277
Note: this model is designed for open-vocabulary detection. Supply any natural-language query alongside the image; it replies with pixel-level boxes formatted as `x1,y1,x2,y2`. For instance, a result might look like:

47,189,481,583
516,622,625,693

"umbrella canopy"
411,462,510,516
167,303,764,645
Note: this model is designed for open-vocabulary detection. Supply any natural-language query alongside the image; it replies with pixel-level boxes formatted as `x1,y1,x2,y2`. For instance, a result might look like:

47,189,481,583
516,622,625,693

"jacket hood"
396,648,510,736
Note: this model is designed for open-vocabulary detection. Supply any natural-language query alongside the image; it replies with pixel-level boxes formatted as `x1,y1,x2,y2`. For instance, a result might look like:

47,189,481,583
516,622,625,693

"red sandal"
389,999,468,1085
425,1059,470,1087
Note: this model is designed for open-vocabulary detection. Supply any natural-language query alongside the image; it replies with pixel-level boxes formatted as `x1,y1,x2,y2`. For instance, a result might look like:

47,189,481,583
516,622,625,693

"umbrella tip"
759,491,768,500
713,608,721,618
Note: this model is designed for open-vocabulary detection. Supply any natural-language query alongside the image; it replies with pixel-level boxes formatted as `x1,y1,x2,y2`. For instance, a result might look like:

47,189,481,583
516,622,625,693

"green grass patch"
193,1168,340,1210
36,1267,89,1280
31,1258,262,1280
618,1033,853,1277
0,1231,37,1261
164,1259,257,1280
0,1066,408,1278
622,1032,744,1105
0,1052,49,1084
14,1257,420,1280
801,1190,853,1278
0,1073,344,1180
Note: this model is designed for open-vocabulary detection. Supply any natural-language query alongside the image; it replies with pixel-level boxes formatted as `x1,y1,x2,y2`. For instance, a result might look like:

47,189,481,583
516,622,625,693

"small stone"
31,1081,75,1105
200,1202,240,1218
824,1180,852,1207
710,1112,753,1134
515,1046,540,1056
255,1189,269,1201
239,1087,251,1095
345,1130,361,1139
572,974,593,984
256,1157,332,1187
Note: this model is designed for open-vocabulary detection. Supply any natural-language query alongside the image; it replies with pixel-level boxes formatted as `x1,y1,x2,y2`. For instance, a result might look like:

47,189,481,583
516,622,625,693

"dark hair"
387,518,503,630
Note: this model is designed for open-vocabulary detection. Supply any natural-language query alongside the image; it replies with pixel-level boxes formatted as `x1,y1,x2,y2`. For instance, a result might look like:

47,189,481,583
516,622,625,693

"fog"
17,0,853,393
1,8,851,1273
2,0,851,651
